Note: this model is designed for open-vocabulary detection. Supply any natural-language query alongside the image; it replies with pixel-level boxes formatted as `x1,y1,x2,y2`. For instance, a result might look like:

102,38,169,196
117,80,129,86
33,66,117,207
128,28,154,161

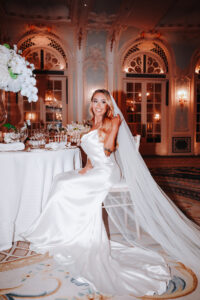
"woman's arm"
79,158,93,174
104,114,121,156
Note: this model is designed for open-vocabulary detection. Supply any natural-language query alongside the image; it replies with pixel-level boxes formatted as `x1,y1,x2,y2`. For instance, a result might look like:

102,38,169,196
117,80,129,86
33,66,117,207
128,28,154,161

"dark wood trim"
126,73,166,78
33,70,64,75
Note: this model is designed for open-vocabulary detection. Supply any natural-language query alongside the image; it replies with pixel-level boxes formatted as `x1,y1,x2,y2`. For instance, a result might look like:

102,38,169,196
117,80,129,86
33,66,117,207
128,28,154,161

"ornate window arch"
122,41,168,75
25,47,66,71
18,33,68,70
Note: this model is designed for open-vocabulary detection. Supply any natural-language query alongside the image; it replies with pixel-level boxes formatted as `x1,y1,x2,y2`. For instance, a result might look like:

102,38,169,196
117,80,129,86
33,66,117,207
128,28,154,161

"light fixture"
45,90,54,102
56,112,62,120
195,65,200,74
45,90,58,104
154,113,160,121
137,92,149,99
126,99,136,112
177,89,188,109
25,112,36,121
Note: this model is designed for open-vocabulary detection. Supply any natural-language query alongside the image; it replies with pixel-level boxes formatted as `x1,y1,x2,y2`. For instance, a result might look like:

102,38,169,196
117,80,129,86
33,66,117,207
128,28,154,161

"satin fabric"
21,130,171,296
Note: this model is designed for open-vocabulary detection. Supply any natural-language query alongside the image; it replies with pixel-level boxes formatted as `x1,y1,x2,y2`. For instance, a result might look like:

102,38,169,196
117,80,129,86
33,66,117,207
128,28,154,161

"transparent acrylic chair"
103,135,141,238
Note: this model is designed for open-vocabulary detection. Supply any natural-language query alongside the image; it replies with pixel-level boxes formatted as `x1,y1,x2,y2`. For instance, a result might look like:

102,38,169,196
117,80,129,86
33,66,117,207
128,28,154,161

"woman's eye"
102,100,106,104
93,100,98,103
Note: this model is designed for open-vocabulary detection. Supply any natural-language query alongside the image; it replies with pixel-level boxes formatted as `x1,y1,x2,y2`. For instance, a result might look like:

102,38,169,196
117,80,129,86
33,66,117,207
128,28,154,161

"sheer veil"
105,94,200,273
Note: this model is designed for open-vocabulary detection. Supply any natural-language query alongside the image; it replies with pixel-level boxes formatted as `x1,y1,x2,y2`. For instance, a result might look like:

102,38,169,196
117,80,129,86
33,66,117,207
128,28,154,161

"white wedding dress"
22,129,171,297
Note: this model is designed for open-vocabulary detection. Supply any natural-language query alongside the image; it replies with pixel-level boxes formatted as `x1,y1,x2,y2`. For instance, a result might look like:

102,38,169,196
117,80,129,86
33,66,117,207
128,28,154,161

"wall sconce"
25,112,36,121
126,99,135,112
177,90,188,109
45,90,54,102
154,113,160,121
195,59,200,73
45,90,58,105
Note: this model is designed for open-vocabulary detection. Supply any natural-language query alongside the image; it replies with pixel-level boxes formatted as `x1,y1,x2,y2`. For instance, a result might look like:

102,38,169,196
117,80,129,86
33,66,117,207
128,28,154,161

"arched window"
25,48,66,70
17,35,68,129
124,53,166,75
122,41,169,155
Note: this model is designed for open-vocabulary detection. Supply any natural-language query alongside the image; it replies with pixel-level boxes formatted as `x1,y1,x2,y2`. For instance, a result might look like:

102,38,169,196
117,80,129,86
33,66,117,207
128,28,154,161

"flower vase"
0,92,7,127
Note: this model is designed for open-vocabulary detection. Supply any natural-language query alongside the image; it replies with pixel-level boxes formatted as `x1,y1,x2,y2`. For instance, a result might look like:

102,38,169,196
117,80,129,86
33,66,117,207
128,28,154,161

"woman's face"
92,92,108,118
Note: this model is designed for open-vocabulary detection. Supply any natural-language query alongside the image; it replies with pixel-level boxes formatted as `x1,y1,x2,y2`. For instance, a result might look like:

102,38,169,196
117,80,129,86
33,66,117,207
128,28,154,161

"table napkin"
0,142,25,151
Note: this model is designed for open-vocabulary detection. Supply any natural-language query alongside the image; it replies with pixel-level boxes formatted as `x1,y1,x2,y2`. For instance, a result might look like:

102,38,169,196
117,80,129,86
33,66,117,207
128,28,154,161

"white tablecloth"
0,148,82,251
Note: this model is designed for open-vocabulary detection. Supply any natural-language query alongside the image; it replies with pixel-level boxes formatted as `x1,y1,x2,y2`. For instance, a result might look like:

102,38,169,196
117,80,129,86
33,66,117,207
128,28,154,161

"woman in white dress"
22,89,200,297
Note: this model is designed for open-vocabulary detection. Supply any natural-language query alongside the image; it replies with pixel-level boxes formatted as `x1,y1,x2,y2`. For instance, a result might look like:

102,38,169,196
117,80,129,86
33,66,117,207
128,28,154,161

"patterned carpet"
150,166,200,226
0,159,200,300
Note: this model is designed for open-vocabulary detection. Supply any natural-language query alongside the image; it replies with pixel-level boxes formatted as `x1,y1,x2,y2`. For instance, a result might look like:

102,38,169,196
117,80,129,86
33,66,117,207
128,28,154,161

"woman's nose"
96,102,101,108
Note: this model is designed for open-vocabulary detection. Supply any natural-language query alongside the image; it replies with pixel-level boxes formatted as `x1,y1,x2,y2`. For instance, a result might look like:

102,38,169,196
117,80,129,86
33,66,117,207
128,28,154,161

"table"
0,148,82,251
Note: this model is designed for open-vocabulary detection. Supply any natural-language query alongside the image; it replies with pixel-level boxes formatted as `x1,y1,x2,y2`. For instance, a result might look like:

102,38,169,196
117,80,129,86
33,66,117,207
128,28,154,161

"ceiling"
0,0,199,31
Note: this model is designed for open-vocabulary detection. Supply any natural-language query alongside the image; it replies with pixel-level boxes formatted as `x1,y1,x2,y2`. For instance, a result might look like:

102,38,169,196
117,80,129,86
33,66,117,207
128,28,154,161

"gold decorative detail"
0,253,49,272
133,262,198,299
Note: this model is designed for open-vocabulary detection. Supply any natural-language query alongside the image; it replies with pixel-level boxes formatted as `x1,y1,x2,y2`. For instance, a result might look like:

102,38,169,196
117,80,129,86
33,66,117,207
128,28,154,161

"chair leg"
135,213,141,239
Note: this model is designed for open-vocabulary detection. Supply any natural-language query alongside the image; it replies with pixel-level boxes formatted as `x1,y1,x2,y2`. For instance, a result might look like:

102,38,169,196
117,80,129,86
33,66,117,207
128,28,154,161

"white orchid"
0,44,38,102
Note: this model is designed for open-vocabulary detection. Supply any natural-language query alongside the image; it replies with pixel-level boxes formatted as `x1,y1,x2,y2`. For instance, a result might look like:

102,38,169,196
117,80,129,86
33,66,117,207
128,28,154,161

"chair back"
133,135,141,151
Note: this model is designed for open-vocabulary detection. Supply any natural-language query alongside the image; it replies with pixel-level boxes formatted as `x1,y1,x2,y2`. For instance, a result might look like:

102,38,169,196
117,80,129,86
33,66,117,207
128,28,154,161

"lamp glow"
177,89,188,109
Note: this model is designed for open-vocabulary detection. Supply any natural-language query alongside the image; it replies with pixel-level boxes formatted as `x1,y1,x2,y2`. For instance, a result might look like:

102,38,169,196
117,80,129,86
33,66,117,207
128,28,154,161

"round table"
0,148,82,250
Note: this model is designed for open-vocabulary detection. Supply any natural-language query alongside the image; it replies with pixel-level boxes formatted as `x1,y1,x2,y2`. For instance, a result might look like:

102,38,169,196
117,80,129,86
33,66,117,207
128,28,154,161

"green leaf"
3,123,17,130
3,43,10,49
8,67,18,79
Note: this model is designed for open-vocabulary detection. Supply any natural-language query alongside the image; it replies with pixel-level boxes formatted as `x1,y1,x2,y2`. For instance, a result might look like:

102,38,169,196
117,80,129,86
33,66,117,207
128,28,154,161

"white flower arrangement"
0,44,38,102
66,122,90,134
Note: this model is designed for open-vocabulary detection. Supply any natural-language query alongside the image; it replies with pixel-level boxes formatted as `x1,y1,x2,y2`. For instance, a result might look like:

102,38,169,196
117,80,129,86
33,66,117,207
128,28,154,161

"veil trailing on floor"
104,94,200,273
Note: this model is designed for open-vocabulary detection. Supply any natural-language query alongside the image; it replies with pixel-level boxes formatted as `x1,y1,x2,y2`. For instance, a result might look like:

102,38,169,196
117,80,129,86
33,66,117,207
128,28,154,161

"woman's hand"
79,168,88,175
78,158,93,175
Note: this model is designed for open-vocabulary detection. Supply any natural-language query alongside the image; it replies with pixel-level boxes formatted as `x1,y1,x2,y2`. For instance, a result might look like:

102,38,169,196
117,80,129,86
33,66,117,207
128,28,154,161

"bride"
21,89,200,297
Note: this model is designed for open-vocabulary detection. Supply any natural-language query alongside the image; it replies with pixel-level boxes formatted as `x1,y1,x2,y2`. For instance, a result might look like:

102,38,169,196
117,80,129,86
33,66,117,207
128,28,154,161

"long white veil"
104,94,200,273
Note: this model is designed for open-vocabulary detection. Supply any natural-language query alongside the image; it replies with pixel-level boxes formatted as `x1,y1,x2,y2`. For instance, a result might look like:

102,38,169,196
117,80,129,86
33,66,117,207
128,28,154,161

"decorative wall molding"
87,12,116,31
172,137,191,153
84,44,106,71
0,0,71,23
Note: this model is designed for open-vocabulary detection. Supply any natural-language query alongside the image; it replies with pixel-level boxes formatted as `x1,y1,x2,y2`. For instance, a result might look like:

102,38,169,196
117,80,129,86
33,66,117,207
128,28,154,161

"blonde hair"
89,89,114,142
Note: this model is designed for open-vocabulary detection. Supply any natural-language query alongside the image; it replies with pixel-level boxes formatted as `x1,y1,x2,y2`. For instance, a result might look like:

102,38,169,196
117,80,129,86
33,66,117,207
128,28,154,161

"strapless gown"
21,129,171,297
